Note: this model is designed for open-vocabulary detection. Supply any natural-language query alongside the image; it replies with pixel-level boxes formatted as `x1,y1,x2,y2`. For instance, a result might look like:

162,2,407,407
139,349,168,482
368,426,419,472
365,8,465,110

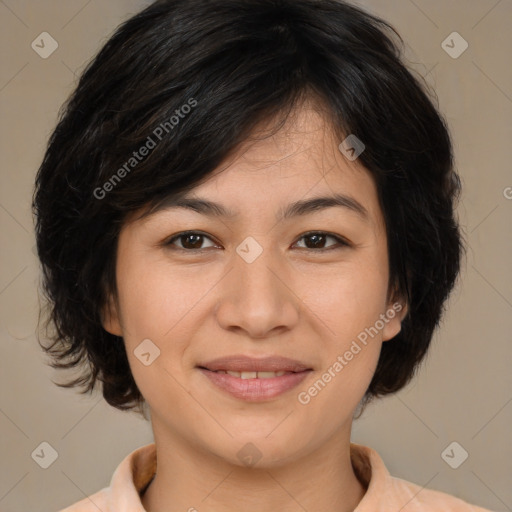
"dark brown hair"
32,0,463,416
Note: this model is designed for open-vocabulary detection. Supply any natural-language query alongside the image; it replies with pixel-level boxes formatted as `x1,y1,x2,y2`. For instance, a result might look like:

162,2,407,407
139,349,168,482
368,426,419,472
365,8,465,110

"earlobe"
101,293,123,336
382,301,408,342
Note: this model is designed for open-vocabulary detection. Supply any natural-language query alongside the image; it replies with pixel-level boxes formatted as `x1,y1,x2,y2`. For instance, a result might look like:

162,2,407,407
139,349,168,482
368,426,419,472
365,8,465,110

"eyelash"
164,230,351,253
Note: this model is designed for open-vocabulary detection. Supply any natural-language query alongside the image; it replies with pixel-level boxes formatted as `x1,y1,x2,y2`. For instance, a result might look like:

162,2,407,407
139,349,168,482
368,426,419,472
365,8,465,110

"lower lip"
198,369,311,401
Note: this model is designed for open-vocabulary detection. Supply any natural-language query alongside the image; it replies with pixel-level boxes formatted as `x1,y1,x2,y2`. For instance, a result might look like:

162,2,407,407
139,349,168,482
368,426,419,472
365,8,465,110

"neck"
141,423,367,512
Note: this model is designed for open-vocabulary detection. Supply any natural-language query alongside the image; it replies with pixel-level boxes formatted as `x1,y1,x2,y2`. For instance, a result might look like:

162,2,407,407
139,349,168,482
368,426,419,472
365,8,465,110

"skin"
102,99,407,512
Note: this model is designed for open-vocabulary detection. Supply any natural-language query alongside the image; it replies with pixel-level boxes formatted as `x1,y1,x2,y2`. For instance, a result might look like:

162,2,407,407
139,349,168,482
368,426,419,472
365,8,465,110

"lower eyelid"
167,232,217,250
166,232,350,251
294,233,348,249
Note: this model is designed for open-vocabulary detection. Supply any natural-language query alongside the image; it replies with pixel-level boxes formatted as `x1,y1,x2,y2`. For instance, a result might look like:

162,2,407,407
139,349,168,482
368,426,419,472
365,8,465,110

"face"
102,101,405,467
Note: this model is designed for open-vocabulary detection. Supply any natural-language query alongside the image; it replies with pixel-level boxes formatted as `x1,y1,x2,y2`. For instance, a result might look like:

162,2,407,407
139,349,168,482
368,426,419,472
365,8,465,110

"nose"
214,242,300,339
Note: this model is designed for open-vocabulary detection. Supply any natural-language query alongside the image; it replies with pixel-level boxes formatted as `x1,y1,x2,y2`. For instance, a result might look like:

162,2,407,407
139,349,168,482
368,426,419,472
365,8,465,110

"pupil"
180,234,327,250
184,234,202,249
306,234,325,249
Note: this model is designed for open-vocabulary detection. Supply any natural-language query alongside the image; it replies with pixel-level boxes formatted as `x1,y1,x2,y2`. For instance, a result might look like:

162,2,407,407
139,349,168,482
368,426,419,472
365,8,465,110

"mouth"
210,370,291,379
197,355,313,401
198,355,311,373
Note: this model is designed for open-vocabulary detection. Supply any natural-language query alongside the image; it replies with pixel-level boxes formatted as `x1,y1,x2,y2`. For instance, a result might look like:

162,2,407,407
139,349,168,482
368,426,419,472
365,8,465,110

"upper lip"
198,355,312,373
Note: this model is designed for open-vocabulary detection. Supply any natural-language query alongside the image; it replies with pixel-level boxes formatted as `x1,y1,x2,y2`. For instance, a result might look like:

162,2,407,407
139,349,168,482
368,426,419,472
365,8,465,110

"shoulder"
57,487,109,512
56,442,156,512
350,443,494,512
390,475,494,511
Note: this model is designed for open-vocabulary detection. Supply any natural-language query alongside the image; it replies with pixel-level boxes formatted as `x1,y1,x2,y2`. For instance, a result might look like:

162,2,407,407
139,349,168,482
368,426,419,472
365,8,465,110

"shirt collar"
108,441,391,510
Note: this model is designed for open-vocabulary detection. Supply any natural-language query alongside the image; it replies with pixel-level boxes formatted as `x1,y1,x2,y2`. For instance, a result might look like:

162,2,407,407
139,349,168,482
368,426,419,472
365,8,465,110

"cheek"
116,258,226,397
295,293,384,430
298,257,389,345
292,256,387,408
117,257,214,345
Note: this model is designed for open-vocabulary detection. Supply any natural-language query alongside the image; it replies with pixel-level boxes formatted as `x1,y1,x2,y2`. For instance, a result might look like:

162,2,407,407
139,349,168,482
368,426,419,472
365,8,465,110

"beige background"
0,0,511,510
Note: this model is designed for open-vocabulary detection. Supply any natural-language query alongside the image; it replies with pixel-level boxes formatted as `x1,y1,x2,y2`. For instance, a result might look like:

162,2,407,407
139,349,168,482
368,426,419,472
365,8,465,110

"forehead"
128,102,383,231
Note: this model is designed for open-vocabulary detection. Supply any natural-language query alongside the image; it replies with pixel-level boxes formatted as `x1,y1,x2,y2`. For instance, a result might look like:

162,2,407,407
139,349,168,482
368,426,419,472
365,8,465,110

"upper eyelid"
166,230,218,247
165,230,350,249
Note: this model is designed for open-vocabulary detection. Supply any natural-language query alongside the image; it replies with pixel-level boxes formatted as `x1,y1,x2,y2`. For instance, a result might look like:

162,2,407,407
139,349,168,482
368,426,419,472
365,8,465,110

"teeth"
218,370,288,379
259,371,287,378
257,371,277,379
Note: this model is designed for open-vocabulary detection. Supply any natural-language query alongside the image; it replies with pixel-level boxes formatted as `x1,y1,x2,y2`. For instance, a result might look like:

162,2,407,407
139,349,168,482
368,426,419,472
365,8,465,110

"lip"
197,355,313,402
198,355,311,373
199,368,312,401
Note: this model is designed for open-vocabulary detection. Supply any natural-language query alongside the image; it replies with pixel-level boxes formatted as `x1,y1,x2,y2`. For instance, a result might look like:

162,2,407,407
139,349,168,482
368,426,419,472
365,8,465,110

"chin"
215,430,312,469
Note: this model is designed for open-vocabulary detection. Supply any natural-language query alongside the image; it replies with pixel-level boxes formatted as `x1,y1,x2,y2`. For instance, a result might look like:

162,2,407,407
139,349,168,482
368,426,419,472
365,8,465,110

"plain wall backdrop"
0,0,511,510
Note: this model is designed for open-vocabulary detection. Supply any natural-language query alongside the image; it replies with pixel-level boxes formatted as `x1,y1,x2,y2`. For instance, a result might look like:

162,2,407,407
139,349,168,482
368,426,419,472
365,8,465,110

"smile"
199,368,311,401
213,370,289,379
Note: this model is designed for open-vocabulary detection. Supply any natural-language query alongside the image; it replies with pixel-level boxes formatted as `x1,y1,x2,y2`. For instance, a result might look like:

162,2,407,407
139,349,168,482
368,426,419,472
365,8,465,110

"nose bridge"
215,237,299,337
237,241,282,300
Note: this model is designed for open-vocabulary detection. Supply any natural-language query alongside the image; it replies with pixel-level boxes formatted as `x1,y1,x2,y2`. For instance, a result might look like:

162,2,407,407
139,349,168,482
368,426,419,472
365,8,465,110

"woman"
32,0,493,510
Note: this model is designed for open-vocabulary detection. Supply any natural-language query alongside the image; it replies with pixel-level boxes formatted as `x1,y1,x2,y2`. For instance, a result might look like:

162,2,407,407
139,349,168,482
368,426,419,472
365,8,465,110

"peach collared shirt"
59,442,494,511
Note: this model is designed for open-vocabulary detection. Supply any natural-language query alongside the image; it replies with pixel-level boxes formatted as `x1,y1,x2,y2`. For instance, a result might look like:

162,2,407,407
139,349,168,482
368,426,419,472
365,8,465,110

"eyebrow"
144,192,369,223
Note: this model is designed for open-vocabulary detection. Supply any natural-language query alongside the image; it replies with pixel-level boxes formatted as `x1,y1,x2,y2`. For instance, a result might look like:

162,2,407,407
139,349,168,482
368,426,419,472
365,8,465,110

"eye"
165,230,350,252
293,231,350,251
165,231,218,251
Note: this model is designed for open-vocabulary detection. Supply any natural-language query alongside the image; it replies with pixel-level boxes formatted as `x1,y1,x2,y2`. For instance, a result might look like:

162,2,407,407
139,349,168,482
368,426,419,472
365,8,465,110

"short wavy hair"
32,0,463,417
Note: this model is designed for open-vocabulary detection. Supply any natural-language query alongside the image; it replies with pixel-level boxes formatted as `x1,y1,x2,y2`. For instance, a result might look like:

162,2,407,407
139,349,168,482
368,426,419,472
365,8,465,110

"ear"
101,292,123,336
381,299,408,342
